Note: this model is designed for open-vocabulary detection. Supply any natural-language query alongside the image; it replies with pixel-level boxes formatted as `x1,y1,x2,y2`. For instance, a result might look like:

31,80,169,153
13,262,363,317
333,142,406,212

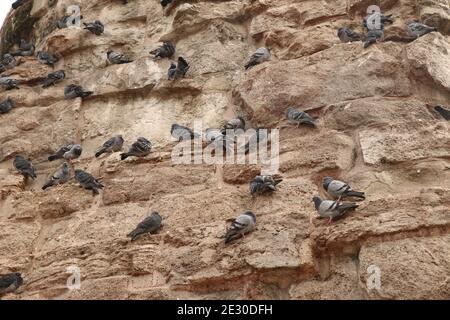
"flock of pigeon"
1,1,450,296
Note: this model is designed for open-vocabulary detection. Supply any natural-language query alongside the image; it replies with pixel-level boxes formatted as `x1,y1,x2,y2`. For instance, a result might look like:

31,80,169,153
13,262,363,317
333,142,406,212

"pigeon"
171,123,199,141
168,57,189,80
127,211,162,241
0,98,13,114
0,64,5,73
0,273,23,295
434,105,450,121
150,41,175,59
160,0,172,8
57,15,83,29
244,47,271,70
313,196,358,223
243,127,268,155
224,211,256,244
2,54,18,69
64,84,93,99
95,135,124,157
74,169,104,195
107,51,133,64
42,162,70,190
37,51,59,67
286,107,317,127
250,175,282,195
0,77,20,90
13,155,37,180
363,12,394,30
406,21,437,38
42,70,65,88
48,144,82,161
11,0,24,10
222,117,245,133
83,20,104,35
337,27,362,43
205,128,224,142
363,28,384,48
120,137,152,160
11,39,35,56
322,177,365,201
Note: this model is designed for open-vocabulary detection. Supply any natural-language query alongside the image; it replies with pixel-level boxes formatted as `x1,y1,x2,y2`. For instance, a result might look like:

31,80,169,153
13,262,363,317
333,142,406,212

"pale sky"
0,0,14,29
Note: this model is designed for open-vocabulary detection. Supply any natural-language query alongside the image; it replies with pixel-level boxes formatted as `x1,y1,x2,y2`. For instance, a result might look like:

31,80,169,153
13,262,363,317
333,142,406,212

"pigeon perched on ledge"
37,51,59,67
42,162,70,190
171,123,198,141
0,273,23,295
224,211,256,244
107,51,133,64
83,20,104,35
120,137,152,160
250,175,283,195
363,28,384,48
0,98,13,114
406,21,437,38
244,47,270,70
48,144,82,161
57,14,83,29
337,27,361,43
75,169,104,195
2,54,18,70
64,84,93,99
313,196,358,224
222,117,245,132
168,57,189,80
286,107,317,127
322,177,365,201
434,105,450,121
13,155,36,180
95,135,124,158
0,77,20,90
127,211,162,241
42,70,65,88
150,42,175,59
11,39,35,57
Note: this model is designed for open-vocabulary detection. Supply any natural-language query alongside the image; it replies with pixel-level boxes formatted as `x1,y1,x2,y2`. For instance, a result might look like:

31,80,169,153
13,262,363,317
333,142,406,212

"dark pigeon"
120,137,152,160
224,211,256,244
13,155,37,180
74,169,104,195
42,70,65,88
127,211,162,241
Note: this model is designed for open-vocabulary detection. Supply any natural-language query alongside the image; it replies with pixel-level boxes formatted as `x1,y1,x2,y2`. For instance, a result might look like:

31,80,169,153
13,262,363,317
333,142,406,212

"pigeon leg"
328,217,333,224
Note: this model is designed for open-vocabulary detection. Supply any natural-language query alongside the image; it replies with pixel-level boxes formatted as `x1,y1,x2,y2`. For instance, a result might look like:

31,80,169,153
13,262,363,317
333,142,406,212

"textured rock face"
0,0,449,300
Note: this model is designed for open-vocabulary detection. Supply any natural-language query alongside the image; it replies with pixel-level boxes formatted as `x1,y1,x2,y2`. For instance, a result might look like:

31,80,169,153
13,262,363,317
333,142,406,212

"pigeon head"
72,145,82,155
151,211,161,219
312,196,322,210
243,210,256,222
107,50,113,55
322,176,333,189
14,272,22,278
171,123,179,131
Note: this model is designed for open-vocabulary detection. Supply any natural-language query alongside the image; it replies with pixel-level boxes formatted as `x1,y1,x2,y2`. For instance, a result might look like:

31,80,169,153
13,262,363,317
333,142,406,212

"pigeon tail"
345,191,365,199
120,153,129,160
48,155,59,161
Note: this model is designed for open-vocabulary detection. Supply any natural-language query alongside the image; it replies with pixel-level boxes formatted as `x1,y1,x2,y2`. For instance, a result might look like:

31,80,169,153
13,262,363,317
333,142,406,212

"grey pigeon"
337,27,361,43
48,144,82,161
83,20,104,35
12,0,24,10
222,117,245,132
127,211,162,241
0,273,23,295
244,47,270,70
160,0,172,8
74,169,104,195
64,84,93,99
322,176,365,200
363,12,393,30
406,21,437,38
95,135,124,157
0,64,5,73
2,54,18,69
435,105,450,121
0,78,20,90
313,196,358,223
150,41,175,59
120,137,152,160
286,107,317,127
37,51,59,67
11,39,35,56
243,127,268,155
250,175,282,195
224,211,256,244
363,28,384,48
171,123,199,141
42,162,70,190
13,155,37,180
205,128,224,142
42,70,65,88
0,98,13,114
57,14,83,29
168,57,189,80
0,77,20,90
107,51,133,64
